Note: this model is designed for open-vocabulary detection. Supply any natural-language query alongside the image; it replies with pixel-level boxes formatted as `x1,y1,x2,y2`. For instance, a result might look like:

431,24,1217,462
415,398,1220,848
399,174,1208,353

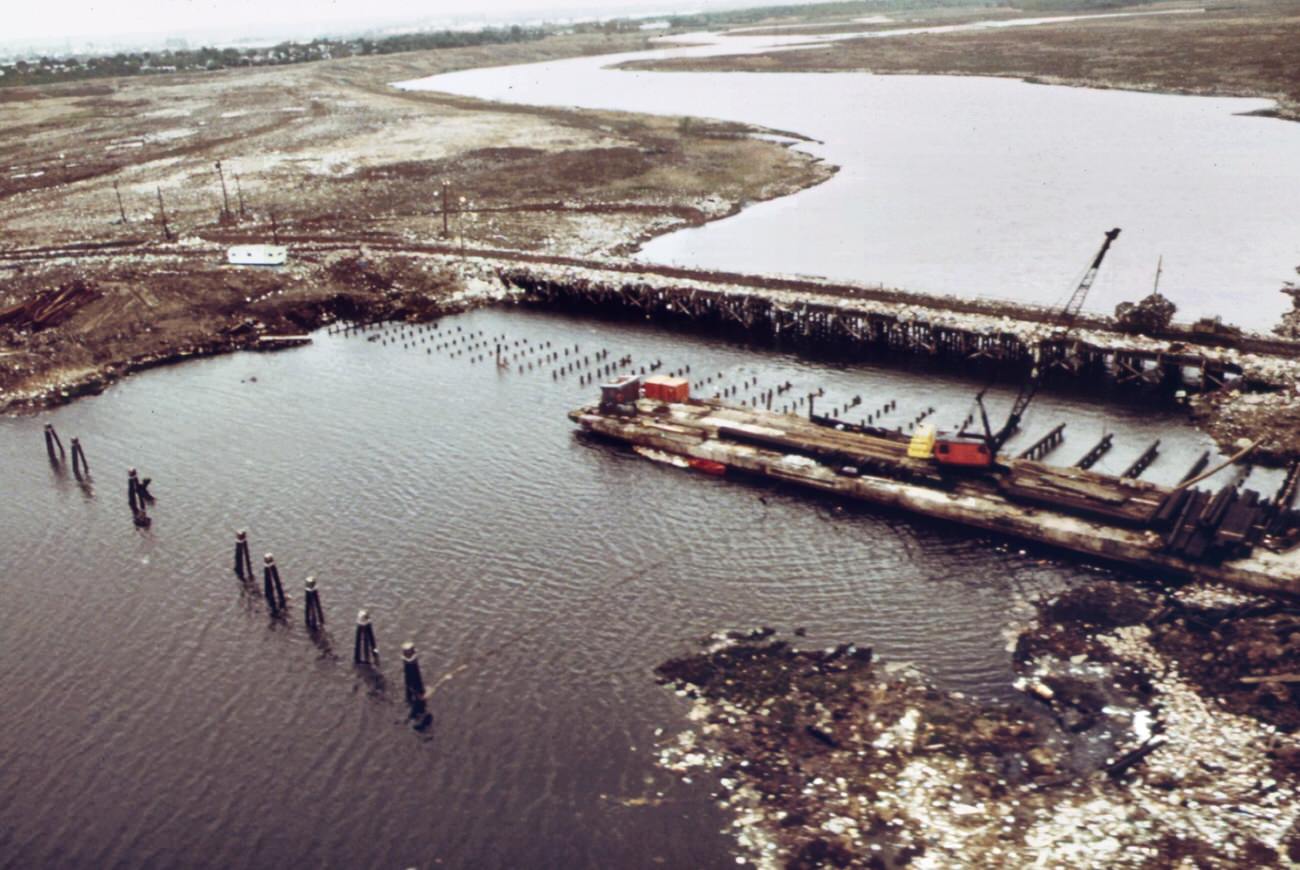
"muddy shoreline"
657,580,1300,868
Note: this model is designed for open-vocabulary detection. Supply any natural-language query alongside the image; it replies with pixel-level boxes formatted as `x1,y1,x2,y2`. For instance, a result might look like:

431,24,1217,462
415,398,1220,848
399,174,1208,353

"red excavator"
932,228,1121,469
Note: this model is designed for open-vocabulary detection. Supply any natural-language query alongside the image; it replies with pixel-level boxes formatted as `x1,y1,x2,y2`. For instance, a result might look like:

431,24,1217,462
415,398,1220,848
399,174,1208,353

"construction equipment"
934,228,1121,468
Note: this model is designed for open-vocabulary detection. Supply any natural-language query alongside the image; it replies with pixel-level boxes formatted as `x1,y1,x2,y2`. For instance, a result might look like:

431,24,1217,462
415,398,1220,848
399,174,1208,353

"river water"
397,18,1300,331
1,306,1272,867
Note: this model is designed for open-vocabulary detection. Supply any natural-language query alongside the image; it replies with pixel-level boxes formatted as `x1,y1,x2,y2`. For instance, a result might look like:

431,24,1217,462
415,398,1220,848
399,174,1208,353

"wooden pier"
505,265,1252,393
570,398,1300,596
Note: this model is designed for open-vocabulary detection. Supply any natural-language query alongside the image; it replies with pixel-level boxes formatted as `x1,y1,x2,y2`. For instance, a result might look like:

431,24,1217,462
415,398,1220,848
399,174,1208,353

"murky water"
398,21,1300,330
0,307,1269,867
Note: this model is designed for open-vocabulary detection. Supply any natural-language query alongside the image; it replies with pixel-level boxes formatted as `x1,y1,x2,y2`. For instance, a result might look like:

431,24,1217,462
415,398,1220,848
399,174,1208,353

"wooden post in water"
43,423,65,464
233,530,253,580
70,437,89,479
128,468,142,511
354,610,379,665
401,642,426,704
304,576,325,630
128,468,151,526
262,554,286,615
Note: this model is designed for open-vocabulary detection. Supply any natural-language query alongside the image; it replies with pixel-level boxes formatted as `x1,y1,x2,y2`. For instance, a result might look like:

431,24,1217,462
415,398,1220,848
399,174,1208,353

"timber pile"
1152,485,1283,563
0,281,98,331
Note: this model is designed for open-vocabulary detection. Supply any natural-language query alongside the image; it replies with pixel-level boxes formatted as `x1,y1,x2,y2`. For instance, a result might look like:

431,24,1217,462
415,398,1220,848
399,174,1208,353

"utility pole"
1152,255,1163,295
234,174,247,220
112,181,128,223
459,196,467,257
156,186,173,241
441,179,450,237
269,207,280,245
215,160,231,222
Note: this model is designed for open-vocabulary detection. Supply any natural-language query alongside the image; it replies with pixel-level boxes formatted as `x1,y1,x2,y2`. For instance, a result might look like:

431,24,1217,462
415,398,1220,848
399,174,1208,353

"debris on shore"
655,581,1300,868
1114,291,1176,335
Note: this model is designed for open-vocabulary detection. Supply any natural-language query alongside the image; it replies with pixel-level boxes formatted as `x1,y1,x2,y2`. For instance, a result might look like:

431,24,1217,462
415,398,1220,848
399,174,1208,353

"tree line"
0,26,546,88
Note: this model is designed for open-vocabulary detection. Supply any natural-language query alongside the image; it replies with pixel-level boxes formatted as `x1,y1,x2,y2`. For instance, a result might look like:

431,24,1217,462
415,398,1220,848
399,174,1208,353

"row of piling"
231,529,429,718
41,420,430,724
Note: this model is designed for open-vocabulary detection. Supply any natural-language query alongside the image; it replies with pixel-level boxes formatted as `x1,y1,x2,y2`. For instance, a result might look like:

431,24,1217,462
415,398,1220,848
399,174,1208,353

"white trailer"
227,244,288,266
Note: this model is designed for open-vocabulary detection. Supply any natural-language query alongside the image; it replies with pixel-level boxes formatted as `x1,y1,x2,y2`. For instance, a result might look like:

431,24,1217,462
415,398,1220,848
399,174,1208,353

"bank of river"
398,18,1300,331
0,306,1251,867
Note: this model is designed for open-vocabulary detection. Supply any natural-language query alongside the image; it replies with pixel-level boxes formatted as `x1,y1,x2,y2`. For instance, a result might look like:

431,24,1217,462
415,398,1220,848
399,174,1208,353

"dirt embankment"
0,249,495,411
0,32,832,411
629,1,1300,122
657,580,1300,868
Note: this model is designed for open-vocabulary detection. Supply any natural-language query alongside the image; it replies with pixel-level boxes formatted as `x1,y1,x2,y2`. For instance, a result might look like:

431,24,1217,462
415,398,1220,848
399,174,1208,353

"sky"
6,0,771,46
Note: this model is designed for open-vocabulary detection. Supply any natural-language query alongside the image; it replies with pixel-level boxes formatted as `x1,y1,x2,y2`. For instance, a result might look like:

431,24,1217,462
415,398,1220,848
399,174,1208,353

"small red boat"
688,458,727,476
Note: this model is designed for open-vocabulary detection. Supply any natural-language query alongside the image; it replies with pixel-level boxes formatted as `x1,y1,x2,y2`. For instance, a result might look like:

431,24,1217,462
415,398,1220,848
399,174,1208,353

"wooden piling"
1178,451,1212,485
129,469,151,527
44,423,65,464
1018,424,1067,461
1074,433,1114,470
401,642,426,704
128,468,142,511
304,576,325,630
262,554,286,615
70,437,89,479
354,610,379,665
1123,440,1161,480
233,530,254,580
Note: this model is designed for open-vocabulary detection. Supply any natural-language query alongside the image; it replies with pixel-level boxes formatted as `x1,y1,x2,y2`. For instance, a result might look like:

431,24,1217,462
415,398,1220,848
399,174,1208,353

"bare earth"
0,32,831,407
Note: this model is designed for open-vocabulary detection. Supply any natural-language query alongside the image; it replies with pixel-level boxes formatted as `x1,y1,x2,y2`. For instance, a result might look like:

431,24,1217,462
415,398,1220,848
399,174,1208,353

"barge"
570,378,1300,596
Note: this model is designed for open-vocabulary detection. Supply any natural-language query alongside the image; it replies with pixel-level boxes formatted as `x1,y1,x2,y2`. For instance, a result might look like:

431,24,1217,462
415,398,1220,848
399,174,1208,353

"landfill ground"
657,580,1300,868
0,30,831,408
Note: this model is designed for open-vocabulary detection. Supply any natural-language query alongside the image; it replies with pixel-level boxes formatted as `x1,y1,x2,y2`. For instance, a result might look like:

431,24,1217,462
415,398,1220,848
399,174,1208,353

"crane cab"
933,433,995,468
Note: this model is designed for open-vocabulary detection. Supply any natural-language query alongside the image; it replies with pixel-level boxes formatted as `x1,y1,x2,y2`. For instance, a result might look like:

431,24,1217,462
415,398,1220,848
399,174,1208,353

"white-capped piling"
304,576,325,630
233,530,254,580
401,641,426,704
354,610,379,664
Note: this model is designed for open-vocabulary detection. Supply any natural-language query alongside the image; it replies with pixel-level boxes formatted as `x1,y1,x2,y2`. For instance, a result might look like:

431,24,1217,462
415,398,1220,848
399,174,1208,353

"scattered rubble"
655,582,1300,868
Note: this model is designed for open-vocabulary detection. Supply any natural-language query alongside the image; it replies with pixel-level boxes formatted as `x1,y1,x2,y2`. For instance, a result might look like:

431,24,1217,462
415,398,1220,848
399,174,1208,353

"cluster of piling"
44,423,92,482
40,417,436,721
326,317,923,431
127,467,154,526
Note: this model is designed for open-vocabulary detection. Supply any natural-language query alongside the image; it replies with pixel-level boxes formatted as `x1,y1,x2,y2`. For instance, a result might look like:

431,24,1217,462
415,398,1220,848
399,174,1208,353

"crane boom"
933,228,1121,468
987,227,1121,451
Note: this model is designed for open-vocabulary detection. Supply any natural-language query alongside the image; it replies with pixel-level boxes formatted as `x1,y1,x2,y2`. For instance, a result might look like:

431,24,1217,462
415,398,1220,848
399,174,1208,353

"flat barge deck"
570,398,1300,596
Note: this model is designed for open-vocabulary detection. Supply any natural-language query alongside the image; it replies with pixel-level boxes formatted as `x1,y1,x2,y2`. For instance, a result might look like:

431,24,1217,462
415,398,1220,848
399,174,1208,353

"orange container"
644,375,690,403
